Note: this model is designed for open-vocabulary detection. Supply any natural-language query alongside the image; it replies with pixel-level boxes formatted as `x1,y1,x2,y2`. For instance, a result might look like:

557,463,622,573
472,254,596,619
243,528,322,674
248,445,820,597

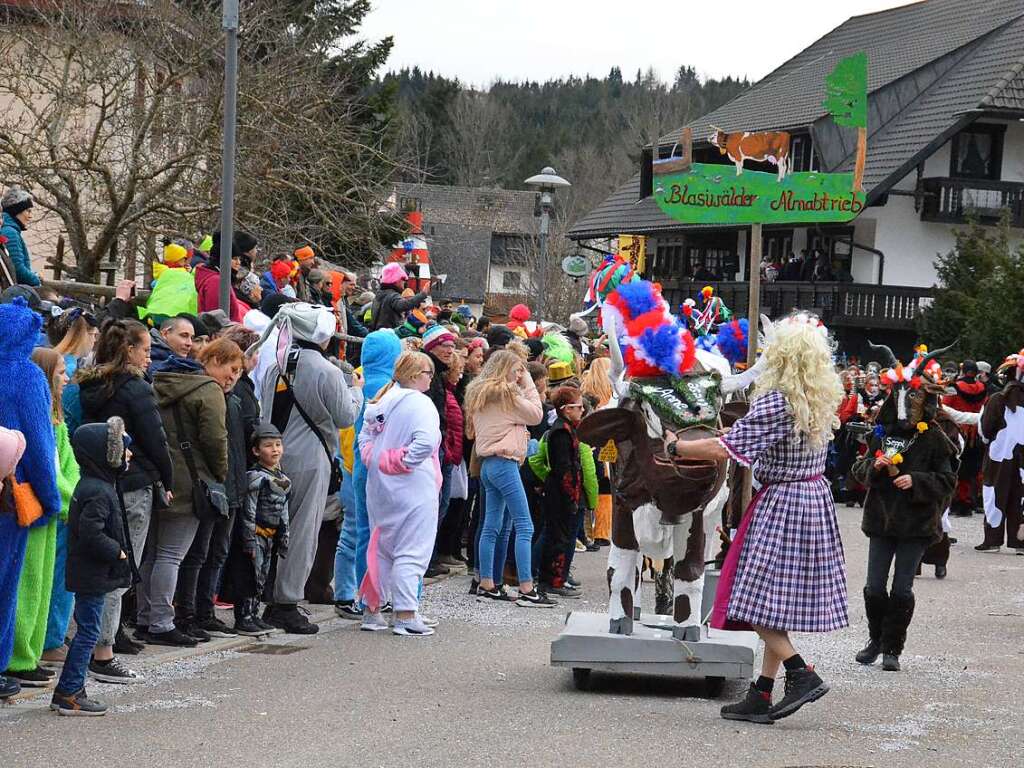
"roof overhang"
864,109,1002,205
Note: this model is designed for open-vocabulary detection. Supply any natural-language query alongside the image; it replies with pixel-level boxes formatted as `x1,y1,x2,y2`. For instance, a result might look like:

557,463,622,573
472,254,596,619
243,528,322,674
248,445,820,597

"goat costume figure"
578,280,764,637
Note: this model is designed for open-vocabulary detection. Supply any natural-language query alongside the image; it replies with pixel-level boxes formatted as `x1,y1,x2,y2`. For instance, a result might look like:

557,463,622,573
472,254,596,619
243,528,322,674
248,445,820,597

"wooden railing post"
47,235,65,281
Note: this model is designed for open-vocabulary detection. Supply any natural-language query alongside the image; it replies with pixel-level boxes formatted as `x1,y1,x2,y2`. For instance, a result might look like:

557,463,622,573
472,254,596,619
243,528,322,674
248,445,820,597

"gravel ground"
2,507,1022,768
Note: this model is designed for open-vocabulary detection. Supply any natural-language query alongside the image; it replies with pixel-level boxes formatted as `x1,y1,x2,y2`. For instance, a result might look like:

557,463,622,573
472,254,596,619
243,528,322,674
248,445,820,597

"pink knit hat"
380,262,408,285
0,426,26,479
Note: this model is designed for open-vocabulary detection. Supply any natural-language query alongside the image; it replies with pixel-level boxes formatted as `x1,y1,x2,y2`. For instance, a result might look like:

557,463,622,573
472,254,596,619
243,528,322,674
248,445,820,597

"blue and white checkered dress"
718,390,848,632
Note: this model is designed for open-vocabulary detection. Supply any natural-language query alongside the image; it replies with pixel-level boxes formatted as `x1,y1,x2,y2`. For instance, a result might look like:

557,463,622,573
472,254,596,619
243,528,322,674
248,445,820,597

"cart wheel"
704,676,726,698
572,668,592,691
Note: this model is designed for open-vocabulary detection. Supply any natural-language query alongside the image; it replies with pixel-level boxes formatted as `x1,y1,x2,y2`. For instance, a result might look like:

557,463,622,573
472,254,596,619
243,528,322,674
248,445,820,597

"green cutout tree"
823,52,868,192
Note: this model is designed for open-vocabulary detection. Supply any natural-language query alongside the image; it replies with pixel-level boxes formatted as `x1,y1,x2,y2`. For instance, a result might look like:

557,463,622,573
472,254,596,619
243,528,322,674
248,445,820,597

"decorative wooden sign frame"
653,53,868,227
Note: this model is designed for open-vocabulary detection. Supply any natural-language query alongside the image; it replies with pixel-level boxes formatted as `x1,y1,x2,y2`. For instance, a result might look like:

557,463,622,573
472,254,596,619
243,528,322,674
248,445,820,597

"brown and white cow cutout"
709,127,792,182
579,320,757,638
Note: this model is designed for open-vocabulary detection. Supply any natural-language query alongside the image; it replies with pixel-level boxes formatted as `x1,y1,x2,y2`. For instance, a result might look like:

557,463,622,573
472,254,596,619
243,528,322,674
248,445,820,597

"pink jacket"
470,377,543,462
443,383,464,465
194,264,247,323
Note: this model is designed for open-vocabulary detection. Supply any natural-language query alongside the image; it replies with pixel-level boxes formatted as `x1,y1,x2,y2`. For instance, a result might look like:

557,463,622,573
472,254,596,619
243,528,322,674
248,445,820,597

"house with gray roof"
392,182,539,317
569,0,1024,352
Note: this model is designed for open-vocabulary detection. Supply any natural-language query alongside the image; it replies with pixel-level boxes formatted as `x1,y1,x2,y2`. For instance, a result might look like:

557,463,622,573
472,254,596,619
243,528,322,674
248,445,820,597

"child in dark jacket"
230,423,290,635
51,418,134,716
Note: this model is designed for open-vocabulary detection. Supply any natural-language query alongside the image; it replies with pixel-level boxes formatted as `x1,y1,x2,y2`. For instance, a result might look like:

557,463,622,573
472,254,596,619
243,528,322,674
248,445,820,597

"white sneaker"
392,617,435,637
420,615,439,628
360,611,389,632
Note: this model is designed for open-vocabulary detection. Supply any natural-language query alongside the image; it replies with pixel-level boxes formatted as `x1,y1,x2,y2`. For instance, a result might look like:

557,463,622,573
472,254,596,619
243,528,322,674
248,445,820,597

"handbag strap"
171,401,203,485
113,481,142,585
279,373,336,467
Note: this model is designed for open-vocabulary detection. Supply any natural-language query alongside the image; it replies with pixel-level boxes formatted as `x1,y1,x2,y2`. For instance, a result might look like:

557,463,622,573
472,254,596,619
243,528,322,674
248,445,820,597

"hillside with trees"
380,66,750,226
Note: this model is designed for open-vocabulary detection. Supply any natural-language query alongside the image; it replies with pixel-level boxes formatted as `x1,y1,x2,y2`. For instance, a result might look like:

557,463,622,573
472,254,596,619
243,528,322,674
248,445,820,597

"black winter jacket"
369,286,428,330
78,370,173,493
426,351,449,441
225,392,248,510
232,375,260,452
543,418,583,519
65,425,133,595
852,426,958,542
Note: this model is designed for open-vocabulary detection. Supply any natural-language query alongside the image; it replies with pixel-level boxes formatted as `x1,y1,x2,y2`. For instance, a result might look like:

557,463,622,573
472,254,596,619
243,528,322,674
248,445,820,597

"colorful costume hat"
602,280,696,378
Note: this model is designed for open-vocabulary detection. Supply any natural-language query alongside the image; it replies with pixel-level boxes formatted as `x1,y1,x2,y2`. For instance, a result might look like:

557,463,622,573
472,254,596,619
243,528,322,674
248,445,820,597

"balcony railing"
920,177,1024,227
658,280,932,331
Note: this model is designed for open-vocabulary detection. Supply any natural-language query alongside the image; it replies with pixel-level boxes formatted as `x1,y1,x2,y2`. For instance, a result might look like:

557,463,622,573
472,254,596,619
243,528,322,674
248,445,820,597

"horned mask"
869,341,953,434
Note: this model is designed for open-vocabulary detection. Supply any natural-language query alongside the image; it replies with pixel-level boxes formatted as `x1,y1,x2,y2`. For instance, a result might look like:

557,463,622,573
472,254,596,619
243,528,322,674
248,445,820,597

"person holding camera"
369,264,430,330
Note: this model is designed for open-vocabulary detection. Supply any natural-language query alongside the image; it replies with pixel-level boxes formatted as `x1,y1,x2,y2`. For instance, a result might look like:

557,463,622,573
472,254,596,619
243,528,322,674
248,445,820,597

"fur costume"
0,298,60,672
979,376,1024,548
852,342,958,661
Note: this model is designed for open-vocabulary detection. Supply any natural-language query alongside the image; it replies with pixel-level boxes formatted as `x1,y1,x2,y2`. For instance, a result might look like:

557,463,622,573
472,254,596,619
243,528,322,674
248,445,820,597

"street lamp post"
523,166,570,320
219,0,240,312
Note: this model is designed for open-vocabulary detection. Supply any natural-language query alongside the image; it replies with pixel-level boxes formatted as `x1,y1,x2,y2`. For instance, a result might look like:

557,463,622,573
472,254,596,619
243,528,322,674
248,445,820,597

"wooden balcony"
920,177,1024,227
658,280,932,331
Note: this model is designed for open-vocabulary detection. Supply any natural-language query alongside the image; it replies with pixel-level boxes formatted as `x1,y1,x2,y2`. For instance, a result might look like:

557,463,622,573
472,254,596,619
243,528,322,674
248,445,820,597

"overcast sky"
358,0,912,86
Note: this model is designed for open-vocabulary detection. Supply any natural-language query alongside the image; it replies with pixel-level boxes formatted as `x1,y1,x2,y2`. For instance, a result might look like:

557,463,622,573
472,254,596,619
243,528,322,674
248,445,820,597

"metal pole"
218,0,240,313
746,223,762,369
536,198,549,319
738,223,763,517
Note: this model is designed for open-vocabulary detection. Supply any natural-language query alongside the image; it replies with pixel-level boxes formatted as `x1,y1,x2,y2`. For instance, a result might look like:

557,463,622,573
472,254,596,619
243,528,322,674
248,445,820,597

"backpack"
527,429,598,509
526,431,552,483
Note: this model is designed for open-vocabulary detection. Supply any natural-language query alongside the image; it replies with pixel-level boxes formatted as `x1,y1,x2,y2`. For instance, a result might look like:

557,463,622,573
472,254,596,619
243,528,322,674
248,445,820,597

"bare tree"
0,1,223,280
0,1,403,281
446,91,522,187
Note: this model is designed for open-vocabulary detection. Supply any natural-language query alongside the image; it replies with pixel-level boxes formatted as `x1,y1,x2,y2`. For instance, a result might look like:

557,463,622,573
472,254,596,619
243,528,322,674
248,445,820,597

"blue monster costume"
352,330,402,594
0,298,60,672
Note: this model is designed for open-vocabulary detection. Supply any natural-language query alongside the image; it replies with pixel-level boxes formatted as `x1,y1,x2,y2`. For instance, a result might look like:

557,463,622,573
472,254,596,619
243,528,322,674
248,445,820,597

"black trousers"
175,509,237,622
865,536,928,598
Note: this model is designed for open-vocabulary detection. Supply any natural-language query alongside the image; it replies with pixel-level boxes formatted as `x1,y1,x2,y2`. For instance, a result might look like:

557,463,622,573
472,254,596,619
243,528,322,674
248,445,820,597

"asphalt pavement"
2,507,1022,768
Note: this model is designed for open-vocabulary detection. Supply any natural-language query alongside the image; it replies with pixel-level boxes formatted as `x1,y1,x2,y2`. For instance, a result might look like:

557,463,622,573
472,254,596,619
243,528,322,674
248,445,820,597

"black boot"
113,624,145,655
768,667,829,721
264,603,319,635
880,592,915,672
720,684,774,724
855,589,888,665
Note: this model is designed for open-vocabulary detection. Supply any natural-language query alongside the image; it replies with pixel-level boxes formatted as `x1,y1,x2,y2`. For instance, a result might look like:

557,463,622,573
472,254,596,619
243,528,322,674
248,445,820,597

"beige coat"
469,377,543,463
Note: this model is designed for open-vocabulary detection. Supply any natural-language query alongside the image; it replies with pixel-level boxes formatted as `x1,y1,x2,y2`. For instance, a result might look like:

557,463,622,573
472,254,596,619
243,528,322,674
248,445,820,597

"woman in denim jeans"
463,350,553,607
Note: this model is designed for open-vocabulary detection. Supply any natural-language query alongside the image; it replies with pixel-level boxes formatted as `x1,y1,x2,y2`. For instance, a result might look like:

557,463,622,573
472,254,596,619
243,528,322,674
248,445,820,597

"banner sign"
655,165,865,224
653,53,868,226
618,234,647,275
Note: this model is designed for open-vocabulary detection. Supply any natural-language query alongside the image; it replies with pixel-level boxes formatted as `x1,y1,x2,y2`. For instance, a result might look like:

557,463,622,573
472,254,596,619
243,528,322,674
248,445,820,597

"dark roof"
394,183,537,234
657,0,1024,143
844,13,1024,193
389,183,538,304
984,58,1024,111
570,0,1024,239
420,223,492,304
566,174,736,239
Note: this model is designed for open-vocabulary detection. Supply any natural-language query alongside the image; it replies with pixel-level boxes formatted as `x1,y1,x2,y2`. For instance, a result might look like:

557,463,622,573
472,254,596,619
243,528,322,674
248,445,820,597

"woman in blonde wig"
667,314,846,725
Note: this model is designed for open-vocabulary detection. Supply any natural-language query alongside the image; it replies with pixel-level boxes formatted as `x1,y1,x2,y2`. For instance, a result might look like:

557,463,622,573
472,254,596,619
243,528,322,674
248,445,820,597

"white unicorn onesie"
358,382,442,632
